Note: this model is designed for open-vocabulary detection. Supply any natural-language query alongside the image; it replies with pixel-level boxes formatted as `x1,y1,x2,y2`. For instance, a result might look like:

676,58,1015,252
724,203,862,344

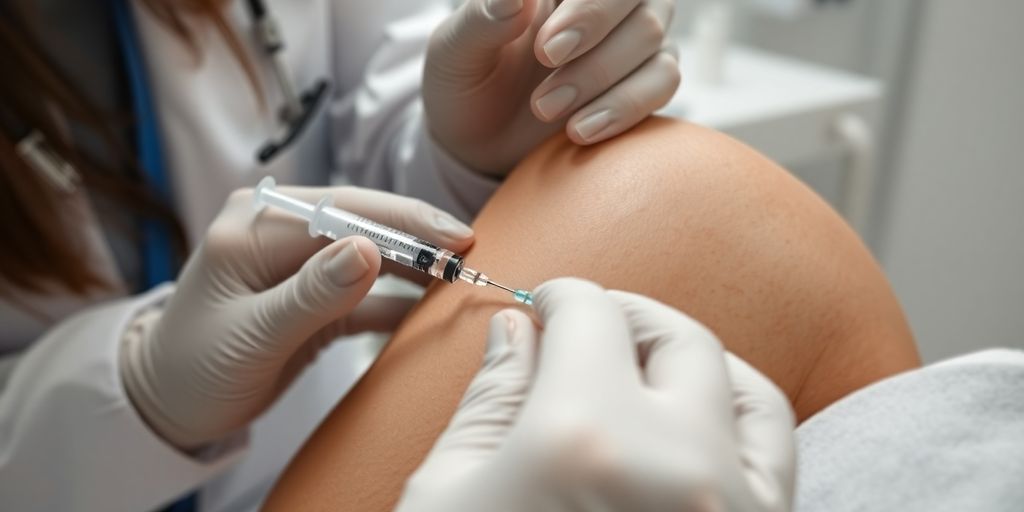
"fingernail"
326,241,369,287
432,212,474,239
485,0,524,20
535,85,578,121
575,109,615,142
503,312,522,345
484,312,515,364
543,29,581,66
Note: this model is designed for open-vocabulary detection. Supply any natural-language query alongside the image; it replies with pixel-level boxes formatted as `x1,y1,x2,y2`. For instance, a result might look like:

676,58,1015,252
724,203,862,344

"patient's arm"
263,118,919,512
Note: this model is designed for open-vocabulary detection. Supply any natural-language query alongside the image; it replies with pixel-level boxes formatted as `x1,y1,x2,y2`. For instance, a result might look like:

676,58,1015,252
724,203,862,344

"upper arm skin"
263,118,919,512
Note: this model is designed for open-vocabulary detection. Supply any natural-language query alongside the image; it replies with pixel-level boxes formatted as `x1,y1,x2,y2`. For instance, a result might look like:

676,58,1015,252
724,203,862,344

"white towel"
795,349,1024,511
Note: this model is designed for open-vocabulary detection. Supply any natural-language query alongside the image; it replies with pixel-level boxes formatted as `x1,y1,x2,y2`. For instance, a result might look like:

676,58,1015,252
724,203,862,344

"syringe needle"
487,280,515,293
485,279,534,305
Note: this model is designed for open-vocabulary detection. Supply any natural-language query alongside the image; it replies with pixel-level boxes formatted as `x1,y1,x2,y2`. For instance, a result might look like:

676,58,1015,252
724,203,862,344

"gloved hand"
396,278,796,512
424,0,680,175
120,186,474,451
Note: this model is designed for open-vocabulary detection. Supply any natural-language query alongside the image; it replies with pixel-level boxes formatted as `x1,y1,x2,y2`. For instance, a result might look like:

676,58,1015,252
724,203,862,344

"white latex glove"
396,278,795,512
425,0,680,175
120,186,475,451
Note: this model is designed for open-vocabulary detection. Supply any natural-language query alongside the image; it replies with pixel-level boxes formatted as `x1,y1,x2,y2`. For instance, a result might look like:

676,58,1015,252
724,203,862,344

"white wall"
676,0,1024,361
876,1,1024,361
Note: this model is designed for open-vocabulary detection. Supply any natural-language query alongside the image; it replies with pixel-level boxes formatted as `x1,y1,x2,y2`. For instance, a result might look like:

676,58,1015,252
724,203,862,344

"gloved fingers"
607,290,732,426
534,0,649,68
206,187,330,291
427,310,540,461
319,294,420,338
530,0,669,123
565,48,680,144
430,0,537,79
250,236,382,356
273,294,420,391
530,278,641,398
725,353,797,510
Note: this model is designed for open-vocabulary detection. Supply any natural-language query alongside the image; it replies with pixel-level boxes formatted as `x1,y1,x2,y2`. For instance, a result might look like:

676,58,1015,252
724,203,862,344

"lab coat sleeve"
0,285,247,512
330,4,501,223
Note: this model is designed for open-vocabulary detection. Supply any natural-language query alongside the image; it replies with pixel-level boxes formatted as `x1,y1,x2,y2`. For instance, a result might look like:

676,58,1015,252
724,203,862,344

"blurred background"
662,0,1023,362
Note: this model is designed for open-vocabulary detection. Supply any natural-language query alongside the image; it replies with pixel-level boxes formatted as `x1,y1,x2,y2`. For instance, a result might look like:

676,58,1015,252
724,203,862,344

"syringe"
254,177,533,305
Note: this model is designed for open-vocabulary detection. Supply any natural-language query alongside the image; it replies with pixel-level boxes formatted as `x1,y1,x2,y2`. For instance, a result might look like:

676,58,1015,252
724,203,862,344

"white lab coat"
0,1,498,510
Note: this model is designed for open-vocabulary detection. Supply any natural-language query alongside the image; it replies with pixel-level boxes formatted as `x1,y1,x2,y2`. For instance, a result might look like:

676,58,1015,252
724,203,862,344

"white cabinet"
660,42,882,233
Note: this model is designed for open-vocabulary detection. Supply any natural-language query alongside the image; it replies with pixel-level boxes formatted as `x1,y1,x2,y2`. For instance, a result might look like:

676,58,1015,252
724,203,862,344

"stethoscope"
15,0,332,291
19,0,330,191
245,0,331,164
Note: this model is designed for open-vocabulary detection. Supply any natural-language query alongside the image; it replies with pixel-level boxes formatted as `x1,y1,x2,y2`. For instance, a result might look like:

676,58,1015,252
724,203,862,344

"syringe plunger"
254,177,314,219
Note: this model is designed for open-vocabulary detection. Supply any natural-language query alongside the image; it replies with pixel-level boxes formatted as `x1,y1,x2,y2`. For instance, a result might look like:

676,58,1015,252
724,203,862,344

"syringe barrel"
309,197,465,282
253,177,465,283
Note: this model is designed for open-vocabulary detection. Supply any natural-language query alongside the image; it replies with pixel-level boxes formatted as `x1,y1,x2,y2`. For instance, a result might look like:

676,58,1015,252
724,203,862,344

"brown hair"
0,1,255,297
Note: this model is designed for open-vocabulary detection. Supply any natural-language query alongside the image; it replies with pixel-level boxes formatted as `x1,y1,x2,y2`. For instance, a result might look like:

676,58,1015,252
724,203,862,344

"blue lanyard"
111,2,195,511
111,0,177,292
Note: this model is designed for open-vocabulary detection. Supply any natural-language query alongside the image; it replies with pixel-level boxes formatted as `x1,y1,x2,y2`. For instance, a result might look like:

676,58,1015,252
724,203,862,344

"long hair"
0,0,255,297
